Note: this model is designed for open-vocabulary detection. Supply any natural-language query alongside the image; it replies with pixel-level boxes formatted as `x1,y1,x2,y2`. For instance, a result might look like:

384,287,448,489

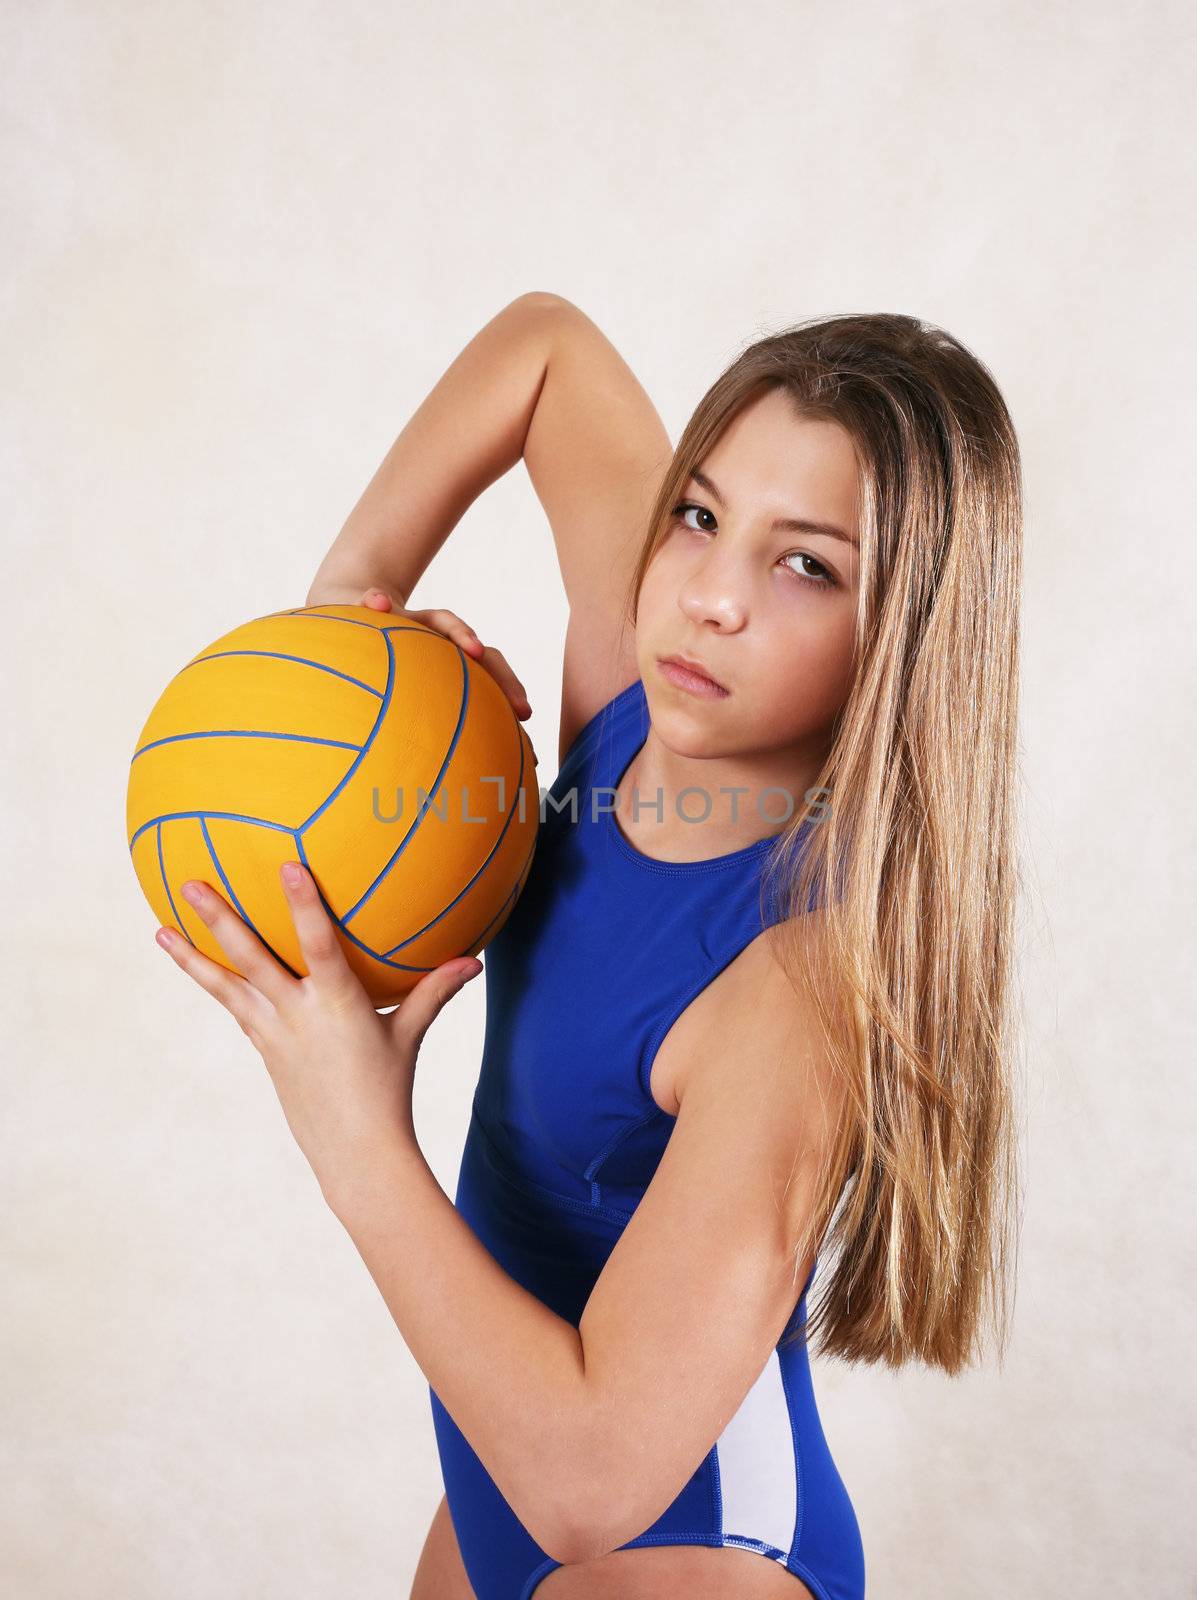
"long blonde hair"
624,313,1024,1374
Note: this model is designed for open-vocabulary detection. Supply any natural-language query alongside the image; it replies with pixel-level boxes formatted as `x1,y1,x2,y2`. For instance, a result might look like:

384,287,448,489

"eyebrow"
689,469,859,548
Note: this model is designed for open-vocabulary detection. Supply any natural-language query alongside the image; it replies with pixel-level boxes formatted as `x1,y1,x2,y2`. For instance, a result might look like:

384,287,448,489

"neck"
615,728,828,861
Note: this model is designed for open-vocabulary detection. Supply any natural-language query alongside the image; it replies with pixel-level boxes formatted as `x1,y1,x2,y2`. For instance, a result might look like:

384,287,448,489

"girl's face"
636,388,861,774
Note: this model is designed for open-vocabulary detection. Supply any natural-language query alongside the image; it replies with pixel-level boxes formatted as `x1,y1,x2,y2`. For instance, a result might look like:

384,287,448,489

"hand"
154,859,483,1209
306,583,533,724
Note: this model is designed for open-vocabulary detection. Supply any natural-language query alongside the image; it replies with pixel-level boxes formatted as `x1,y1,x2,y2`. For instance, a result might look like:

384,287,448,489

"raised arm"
308,292,674,765
519,299,673,760
307,292,564,608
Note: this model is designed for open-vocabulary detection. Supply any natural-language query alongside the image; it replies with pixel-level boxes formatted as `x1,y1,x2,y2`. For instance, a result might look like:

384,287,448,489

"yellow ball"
127,603,539,1005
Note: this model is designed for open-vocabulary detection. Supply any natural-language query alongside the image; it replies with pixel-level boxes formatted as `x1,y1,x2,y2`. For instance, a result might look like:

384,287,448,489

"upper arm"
518,294,674,766
558,919,847,1563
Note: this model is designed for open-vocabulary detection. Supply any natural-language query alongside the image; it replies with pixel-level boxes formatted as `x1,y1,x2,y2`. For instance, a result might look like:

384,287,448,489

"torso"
469,675,812,1223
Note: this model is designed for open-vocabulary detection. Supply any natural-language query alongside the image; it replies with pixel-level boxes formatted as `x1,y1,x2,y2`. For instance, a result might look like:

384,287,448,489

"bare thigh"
409,1492,475,1600
533,1546,816,1599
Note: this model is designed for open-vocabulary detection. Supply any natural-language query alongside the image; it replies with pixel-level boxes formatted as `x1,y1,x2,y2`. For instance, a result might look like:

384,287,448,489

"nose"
677,544,749,632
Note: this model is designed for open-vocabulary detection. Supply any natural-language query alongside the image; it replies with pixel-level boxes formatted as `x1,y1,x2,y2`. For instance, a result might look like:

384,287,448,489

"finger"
478,645,533,719
388,959,483,1054
279,861,360,998
155,925,270,1041
407,607,486,659
179,879,297,1009
360,588,396,612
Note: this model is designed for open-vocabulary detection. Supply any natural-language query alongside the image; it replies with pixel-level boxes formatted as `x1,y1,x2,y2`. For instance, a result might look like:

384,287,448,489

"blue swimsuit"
428,677,866,1600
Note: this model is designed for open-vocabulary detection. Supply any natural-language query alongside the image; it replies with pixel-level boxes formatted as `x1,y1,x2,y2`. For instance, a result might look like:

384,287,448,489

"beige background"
3,2,1194,1595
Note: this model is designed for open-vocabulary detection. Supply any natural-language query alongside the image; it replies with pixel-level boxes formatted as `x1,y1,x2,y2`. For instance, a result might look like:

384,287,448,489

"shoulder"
674,909,848,1167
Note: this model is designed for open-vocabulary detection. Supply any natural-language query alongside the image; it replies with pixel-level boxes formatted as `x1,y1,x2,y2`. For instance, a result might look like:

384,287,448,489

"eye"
672,500,717,534
670,502,839,593
780,551,838,590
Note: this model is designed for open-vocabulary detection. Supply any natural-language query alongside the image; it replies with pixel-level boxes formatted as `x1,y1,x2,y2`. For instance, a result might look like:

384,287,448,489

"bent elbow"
544,1512,617,1569
527,1396,649,1564
530,1482,607,1566
540,1473,645,1567
511,1462,600,1567
512,289,576,315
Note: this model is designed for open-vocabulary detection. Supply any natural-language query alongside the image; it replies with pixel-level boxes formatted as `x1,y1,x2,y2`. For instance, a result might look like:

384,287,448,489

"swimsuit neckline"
602,682,786,875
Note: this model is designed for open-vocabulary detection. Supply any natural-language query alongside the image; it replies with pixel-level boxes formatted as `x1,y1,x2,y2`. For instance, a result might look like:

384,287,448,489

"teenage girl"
158,292,1023,1599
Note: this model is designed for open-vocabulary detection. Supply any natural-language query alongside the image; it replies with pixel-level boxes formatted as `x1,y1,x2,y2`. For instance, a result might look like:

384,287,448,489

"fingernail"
460,960,483,981
181,882,202,906
281,861,303,886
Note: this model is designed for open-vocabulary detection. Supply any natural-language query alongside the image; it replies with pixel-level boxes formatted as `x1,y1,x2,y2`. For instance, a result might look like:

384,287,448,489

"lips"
658,653,727,692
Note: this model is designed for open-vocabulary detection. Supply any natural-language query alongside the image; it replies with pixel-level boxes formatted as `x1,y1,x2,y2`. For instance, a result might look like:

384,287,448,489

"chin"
647,693,730,755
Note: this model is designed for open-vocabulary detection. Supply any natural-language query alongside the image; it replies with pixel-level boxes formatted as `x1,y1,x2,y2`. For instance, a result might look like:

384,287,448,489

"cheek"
753,605,857,735
637,541,685,621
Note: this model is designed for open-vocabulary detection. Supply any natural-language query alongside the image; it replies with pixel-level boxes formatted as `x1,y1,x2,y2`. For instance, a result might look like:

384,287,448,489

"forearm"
307,292,571,606
327,1140,590,1560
